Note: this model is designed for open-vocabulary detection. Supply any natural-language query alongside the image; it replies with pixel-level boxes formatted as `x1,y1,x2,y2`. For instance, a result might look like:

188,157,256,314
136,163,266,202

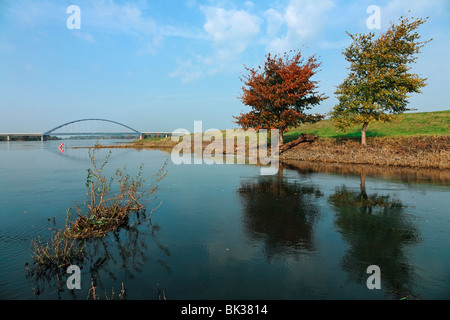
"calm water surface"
0,139,448,300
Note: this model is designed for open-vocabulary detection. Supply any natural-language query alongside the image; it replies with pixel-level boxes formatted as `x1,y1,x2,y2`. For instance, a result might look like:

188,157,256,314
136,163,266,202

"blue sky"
0,0,449,133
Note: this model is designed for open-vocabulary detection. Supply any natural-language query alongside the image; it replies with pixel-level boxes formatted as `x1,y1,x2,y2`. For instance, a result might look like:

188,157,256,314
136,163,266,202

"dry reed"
29,149,166,280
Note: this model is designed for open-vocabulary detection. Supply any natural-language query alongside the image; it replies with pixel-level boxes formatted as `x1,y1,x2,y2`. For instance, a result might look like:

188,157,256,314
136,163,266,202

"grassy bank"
280,111,450,169
284,110,450,141
131,137,178,149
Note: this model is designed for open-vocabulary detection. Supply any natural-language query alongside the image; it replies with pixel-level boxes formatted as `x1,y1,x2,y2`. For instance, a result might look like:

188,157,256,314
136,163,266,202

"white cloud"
5,0,62,27
266,0,335,53
6,0,200,55
86,0,156,35
170,54,214,83
244,1,255,9
170,0,339,82
72,31,95,43
369,0,449,31
83,0,208,54
171,5,262,82
201,5,261,51
264,8,284,37
185,0,197,9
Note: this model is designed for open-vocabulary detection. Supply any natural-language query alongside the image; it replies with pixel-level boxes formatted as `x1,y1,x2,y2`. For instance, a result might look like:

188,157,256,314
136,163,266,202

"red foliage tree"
234,50,327,145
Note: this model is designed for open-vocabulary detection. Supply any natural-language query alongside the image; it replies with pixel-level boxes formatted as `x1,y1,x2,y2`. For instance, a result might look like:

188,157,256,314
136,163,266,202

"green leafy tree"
330,16,431,145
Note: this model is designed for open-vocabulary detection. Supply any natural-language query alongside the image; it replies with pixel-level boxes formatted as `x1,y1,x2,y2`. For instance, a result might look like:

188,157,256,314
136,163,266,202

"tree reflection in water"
328,172,422,299
241,161,424,299
237,167,323,259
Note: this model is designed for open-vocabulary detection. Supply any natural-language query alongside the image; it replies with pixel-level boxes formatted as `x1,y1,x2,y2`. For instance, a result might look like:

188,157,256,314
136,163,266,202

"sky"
0,0,449,133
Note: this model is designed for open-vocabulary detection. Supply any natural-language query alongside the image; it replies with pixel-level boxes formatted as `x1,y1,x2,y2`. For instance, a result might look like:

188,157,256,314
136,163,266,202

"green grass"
285,110,450,142
139,136,169,142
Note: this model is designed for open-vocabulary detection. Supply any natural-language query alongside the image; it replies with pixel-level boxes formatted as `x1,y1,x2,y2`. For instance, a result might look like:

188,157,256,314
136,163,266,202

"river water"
0,139,448,300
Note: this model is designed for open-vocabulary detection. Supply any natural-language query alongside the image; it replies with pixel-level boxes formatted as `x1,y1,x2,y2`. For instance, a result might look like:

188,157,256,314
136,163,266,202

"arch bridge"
1,119,177,141
43,118,143,139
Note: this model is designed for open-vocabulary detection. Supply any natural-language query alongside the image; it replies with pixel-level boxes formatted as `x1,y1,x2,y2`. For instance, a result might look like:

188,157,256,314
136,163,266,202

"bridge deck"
45,132,140,136
0,133,43,136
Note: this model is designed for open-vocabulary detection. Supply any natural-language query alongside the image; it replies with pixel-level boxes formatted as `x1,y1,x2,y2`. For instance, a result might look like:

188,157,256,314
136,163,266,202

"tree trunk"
279,133,319,153
361,122,369,146
279,132,284,147
360,173,368,200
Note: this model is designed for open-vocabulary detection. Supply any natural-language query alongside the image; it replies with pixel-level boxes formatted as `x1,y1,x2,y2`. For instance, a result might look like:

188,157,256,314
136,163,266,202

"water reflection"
282,160,450,186
45,141,136,163
328,173,422,299
237,167,323,259
3,143,447,299
238,164,424,299
26,210,170,300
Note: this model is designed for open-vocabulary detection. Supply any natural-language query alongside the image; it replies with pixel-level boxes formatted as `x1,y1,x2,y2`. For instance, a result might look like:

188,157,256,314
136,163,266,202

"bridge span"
1,119,181,141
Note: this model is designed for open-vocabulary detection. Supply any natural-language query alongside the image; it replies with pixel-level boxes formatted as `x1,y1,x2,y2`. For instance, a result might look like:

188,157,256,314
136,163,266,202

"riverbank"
281,159,450,185
281,135,450,170
87,134,449,170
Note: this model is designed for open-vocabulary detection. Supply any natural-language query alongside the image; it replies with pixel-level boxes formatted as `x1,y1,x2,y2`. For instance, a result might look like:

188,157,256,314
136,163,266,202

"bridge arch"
43,118,142,136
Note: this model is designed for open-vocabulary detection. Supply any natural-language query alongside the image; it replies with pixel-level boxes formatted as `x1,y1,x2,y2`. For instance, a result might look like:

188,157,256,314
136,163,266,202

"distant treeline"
0,135,139,141
0,136,60,141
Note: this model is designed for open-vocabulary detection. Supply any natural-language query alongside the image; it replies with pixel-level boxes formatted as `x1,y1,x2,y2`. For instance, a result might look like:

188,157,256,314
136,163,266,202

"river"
0,139,448,300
